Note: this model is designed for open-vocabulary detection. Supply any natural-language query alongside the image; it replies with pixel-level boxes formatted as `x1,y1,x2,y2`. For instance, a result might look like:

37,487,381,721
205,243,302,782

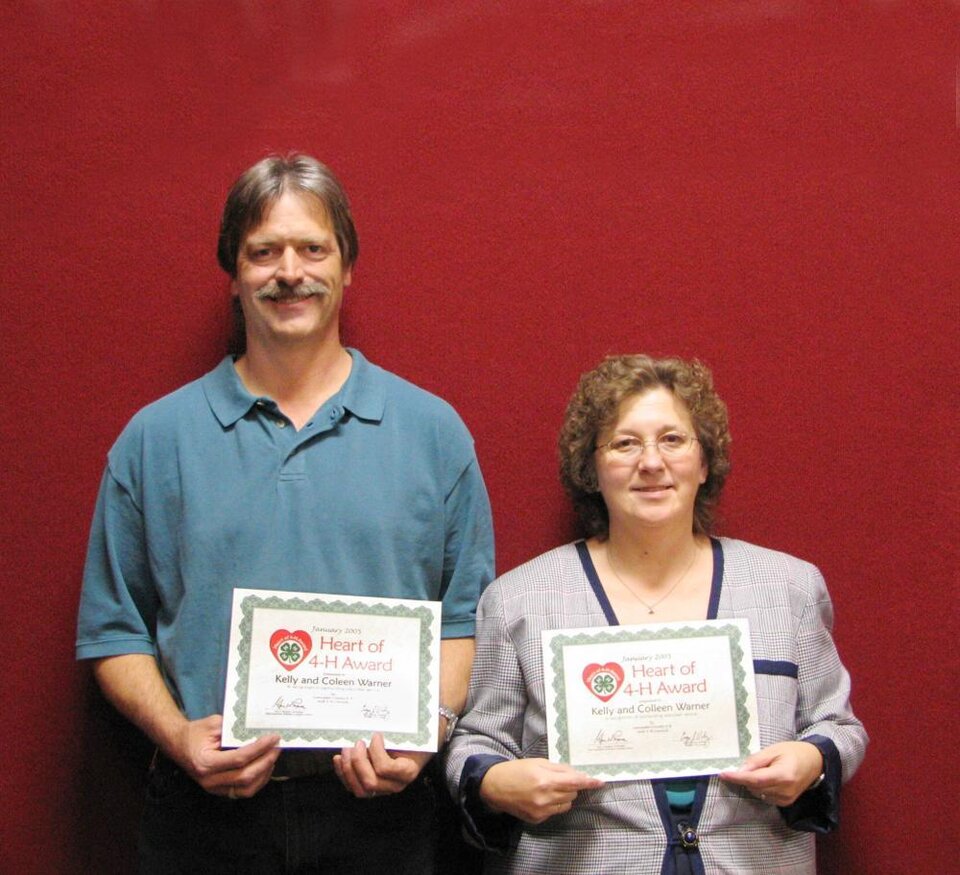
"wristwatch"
438,705,459,743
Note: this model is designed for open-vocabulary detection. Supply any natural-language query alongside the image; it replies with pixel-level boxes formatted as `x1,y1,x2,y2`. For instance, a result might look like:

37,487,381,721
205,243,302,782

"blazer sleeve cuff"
779,734,842,834
458,753,520,852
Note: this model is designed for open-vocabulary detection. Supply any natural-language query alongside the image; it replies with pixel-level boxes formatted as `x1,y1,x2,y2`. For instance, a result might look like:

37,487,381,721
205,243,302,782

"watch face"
440,708,458,742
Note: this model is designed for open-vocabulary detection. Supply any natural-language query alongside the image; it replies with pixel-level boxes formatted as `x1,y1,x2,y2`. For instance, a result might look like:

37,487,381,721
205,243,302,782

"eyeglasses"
595,432,699,462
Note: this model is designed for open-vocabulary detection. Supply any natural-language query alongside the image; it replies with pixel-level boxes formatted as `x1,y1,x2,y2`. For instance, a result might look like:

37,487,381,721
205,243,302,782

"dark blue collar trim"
575,537,724,627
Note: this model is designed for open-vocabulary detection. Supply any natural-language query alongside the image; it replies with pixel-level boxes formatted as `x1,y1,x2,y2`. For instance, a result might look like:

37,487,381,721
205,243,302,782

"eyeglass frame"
594,431,700,462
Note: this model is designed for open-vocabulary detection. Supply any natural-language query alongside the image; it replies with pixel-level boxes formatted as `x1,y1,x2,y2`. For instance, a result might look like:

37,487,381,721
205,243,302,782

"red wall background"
2,2,957,872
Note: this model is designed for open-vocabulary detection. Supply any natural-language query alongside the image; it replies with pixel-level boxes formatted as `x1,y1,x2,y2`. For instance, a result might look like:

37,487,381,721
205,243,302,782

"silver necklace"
606,543,699,614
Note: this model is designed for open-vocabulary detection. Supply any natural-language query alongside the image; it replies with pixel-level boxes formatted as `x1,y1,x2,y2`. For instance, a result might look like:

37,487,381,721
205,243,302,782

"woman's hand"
719,741,824,807
479,759,604,824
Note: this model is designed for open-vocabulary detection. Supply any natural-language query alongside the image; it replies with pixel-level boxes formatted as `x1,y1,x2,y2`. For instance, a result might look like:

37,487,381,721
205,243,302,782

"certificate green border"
229,594,437,745
547,623,753,775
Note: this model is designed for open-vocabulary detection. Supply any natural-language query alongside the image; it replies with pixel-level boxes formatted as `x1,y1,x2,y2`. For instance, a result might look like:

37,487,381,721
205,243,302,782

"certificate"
541,619,759,781
222,589,441,751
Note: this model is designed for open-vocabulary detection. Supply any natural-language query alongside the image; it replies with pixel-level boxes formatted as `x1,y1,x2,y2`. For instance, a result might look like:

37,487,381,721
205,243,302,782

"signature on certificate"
592,729,628,749
679,730,711,748
361,704,390,720
269,696,308,715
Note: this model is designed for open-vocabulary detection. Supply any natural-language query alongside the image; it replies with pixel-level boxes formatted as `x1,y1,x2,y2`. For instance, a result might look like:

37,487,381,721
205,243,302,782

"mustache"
254,281,331,301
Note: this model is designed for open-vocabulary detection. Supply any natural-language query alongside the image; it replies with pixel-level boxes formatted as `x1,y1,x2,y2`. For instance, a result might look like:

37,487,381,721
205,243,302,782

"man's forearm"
94,653,282,796
439,637,474,715
92,653,189,759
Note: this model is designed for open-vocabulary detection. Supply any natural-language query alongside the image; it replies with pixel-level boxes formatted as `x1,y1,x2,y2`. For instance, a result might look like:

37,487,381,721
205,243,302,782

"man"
76,154,494,873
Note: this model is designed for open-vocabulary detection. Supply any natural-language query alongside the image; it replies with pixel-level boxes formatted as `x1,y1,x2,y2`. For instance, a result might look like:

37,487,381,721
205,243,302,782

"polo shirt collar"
338,349,386,423
202,350,385,428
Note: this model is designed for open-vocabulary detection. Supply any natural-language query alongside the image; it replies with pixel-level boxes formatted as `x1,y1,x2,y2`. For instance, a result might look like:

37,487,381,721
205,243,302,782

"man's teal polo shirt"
76,350,494,719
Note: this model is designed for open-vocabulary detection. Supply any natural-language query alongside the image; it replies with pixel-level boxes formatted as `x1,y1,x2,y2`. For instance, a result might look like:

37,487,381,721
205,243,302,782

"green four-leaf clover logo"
278,641,302,663
593,672,616,695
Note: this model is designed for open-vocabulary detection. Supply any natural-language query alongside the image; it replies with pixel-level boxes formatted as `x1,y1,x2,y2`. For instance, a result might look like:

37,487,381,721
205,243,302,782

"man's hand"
91,654,281,800
333,733,432,798
479,759,604,824
171,714,281,799
719,740,824,807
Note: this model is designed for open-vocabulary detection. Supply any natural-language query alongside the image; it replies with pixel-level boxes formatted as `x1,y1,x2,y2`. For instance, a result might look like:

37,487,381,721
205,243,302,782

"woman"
445,355,866,874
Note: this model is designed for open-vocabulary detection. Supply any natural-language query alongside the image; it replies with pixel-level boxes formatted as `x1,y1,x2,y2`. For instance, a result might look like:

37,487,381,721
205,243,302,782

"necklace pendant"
648,608,655,614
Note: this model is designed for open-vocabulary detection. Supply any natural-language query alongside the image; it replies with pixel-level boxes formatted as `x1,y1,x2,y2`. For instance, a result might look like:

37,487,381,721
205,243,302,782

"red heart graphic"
269,629,313,671
582,662,625,702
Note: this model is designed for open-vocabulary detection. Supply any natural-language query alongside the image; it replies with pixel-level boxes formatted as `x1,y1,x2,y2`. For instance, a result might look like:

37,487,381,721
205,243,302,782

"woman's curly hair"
558,355,731,538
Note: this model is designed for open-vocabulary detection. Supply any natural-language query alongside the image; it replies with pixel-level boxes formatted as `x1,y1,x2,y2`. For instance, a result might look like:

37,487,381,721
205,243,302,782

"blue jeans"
139,756,439,874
